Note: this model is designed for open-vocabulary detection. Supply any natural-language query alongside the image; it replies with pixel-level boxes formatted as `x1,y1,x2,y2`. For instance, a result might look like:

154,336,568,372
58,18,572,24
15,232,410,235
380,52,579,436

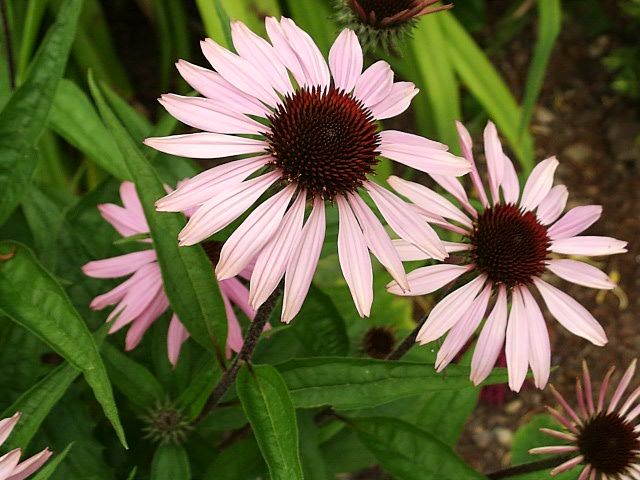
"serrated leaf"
151,443,191,480
88,74,228,357
278,357,507,410
0,0,82,226
237,364,303,480
349,417,485,480
0,241,127,448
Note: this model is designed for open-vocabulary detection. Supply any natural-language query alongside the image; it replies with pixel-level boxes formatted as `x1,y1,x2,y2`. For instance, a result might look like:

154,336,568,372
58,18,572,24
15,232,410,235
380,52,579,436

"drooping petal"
471,285,508,385
506,286,530,392
220,277,256,321
124,288,170,351
119,181,146,224
143,132,268,159
216,185,297,280
387,264,471,296
0,450,21,478
82,250,157,279
520,156,559,211
366,181,447,260
249,192,306,310
533,278,608,346
347,193,408,290
278,18,330,88
329,29,362,92
548,205,602,240
89,273,140,310
521,286,551,389
536,185,568,225
416,275,488,345
7,448,52,480
282,198,326,323
167,314,189,368
353,61,394,110
178,171,280,246
379,130,471,177
368,81,419,120
550,236,628,256
221,291,243,358
98,203,147,238
155,155,270,212
0,413,20,446
158,94,265,135
483,121,505,205
500,154,520,205
455,120,489,207
336,196,373,317
546,259,616,290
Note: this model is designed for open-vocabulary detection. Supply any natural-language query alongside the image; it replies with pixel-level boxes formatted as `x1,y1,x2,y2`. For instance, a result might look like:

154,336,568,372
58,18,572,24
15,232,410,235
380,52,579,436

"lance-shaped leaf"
0,241,126,447
151,443,191,480
237,364,303,480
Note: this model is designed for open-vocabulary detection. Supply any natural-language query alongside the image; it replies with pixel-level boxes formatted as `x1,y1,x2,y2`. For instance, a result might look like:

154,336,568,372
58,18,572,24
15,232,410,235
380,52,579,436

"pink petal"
230,21,293,95
329,29,362,92
347,193,408,290
455,121,488,207
471,285,508,385
222,292,243,358
158,94,265,135
379,130,471,177
282,198,326,323
216,185,297,280
550,455,584,476
533,278,607,346
536,185,568,225
7,448,52,480
175,60,269,116
539,428,577,442
387,264,471,296
167,314,189,368
609,359,636,413
548,205,602,240
353,61,394,110
430,173,475,217
143,132,268,159
201,38,279,106
219,277,256,321
366,181,447,260
178,171,280,246
546,259,615,290
505,286,529,392
265,17,308,87
0,413,20,446
390,239,431,261
550,236,628,256
368,81,419,120
521,286,551,389
0,450,21,477
336,196,373,317
155,155,269,212
500,154,520,205
483,121,505,205
416,274,488,345
90,273,138,310
520,156,559,211
82,250,157,279
278,18,330,88
388,175,472,229
98,203,147,238
249,192,306,310
436,283,491,371
119,182,146,224
529,446,580,455
124,288,170,351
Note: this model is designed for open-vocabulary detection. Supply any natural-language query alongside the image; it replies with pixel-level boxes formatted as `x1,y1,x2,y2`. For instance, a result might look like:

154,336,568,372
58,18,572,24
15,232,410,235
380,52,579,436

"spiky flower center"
266,86,380,200
470,203,550,287
578,411,640,476
352,0,414,22
142,403,193,445
362,326,396,359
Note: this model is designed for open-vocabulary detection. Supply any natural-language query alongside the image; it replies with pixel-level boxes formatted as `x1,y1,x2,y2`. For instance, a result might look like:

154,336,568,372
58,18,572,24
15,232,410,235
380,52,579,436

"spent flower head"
144,17,470,324
0,412,51,480
387,121,627,392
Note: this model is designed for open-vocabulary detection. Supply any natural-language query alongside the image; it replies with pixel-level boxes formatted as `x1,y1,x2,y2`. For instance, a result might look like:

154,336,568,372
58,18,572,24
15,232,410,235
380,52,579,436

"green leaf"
31,443,74,480
151,443,191,480
0,0,82,226
283,0,335,55
176,358,221,422
89,74,228,357
237,364,303,480
204,437,265,480
349,416,485,480
518,0,562,139
102,343,165,410
297,411,333,480
0,241,127,448
278,357,507,410
15,0,49,84
438,11,535,172
49,79,130,180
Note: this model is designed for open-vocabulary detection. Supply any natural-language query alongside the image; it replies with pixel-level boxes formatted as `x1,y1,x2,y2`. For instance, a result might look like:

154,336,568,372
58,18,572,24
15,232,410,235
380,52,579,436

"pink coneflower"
0,412,51,480
387,121,627,391
530,360,640,479
143,17,470,323
82,181,257,365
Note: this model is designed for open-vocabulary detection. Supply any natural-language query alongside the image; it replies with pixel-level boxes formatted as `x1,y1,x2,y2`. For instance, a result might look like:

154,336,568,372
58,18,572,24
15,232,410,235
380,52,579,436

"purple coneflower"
530,360,640,479
387,121,627,391
144,18,470,323
0,412,51,480
82,181,257,365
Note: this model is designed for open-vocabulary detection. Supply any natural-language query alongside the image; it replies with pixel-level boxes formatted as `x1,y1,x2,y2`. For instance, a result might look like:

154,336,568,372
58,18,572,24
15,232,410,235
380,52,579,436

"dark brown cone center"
470,203,550,287
351,0,414,20
265,85,380,200
363,326,396,358
578,411,640,475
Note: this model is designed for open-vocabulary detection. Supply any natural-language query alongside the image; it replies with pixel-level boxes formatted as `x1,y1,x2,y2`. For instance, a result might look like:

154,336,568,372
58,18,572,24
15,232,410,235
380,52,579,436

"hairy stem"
486,455,571,480
385,313,425,360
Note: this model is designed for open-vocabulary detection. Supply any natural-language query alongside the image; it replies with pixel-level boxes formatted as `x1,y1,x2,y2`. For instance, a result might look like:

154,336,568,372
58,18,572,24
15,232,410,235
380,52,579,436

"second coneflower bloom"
144,17,470,323
387,121,627,391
